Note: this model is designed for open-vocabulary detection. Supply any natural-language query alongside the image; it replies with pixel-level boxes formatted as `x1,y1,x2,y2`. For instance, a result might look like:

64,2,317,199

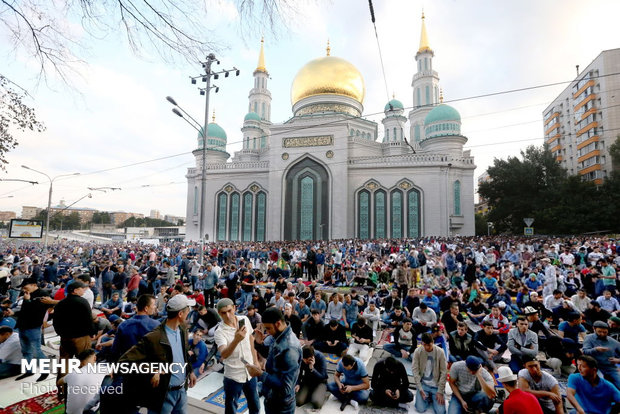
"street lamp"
21,165,80,253
88,187,121,192
487,222,493,236
167,56,238,265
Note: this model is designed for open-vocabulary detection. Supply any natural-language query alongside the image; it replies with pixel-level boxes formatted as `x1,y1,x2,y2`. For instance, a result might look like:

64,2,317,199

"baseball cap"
610,316,620,325
18,277,38,288
216,298,234,312
497,366,517,383
497,301,506,309
523,306,538,315
465,356,482,371
167,295,196,311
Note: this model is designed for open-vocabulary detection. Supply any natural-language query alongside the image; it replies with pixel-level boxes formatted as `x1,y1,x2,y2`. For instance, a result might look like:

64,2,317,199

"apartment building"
543,48,620,184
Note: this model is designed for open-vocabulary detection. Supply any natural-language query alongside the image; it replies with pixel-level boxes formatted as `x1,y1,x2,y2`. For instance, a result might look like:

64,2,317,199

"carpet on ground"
204,388,247,413
324,353,342,364
0,391,64,414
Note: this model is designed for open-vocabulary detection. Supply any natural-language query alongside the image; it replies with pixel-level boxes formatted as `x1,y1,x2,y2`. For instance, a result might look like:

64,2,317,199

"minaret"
247,37,272,122
382,94,407,143
408,11,441,143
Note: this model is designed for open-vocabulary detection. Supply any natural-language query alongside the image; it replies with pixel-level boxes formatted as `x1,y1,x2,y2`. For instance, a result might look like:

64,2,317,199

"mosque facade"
185,14,476,242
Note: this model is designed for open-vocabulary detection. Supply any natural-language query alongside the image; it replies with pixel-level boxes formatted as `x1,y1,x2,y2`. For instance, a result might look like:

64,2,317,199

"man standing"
497,366,543,414
507,316,539,373
202,264,219,308
246,307,302,414
326,354,370,410
412,333,447,414
10,277,53,381
447,355,496,414
542,258,557,298
52,281,97,379
119,294,198,414
213,298,260,414
371,356,414,408
566,355,620,414
518,356,563,414
295,345,328,410
582,321,620,389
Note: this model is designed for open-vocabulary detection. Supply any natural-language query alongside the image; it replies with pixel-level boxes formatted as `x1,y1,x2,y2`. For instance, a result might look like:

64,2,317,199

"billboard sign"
9,219,44,239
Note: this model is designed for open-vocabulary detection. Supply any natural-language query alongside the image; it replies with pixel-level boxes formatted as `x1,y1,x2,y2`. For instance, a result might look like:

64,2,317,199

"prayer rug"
0,391,63,414
204,388,247,413
324,353,342,364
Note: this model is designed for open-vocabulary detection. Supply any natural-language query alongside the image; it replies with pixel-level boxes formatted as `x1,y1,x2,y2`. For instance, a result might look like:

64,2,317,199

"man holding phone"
214,298,260,414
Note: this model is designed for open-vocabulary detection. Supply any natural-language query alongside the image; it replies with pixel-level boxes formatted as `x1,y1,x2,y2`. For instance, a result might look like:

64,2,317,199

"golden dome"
291,55,365,106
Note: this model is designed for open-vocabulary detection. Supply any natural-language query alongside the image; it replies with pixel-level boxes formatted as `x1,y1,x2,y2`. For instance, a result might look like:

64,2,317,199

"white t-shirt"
214,315,254,383
64,370,106,414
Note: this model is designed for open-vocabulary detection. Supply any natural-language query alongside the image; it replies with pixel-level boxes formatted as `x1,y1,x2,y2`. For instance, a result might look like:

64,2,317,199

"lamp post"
167,55,239,265
21,165,80,253
487,221,493,236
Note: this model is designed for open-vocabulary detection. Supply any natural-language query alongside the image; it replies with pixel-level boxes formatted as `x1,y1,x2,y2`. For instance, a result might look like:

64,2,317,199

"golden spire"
439,88,444,103
255,37,267,72
212,110,216,122
326,39,331,56
392,92,396,99
418,11,432,53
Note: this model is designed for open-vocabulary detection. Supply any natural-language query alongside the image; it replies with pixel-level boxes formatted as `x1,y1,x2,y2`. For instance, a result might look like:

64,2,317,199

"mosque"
185,14,476,242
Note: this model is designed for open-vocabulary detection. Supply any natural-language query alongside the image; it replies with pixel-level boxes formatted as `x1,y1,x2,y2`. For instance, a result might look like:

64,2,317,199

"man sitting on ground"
412,333,448,414
295,345,328,410
370,356,414,409
497,365,543,414
566,355,620,414
327,354,370,411
383,317,416,361
448,355,496,414
348,317,373,362
518,355,563,414
315,319,348,356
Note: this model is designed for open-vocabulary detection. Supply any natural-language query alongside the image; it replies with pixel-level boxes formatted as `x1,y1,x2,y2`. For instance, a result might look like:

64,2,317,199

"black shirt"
16,288,52,330
351,323,373,345
53,294,97,338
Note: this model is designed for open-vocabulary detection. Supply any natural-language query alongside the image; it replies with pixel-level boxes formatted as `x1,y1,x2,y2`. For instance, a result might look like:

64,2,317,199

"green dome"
244,112,261,121
197,123,227,140
384,99,404,111
424,104,461,125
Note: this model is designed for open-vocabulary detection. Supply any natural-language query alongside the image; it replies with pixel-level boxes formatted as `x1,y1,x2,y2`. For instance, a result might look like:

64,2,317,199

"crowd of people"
0,236,619,414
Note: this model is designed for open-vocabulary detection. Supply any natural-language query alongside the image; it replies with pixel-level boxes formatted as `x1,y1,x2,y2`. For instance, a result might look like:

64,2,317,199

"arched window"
358,190,370,239
407,189,421,237
255,192,266,241
454,180,461,215
253,102,258,113
416,88,421,107
299,176,314,240
374,190,387,239
425,85,430,105
424,58,428,71
229,192,240,241
385,129,389,141
418,60,422,72
391,190,403,238
193,186,198,215
217,193,227,240
393,127,397,141
242,192,253,241
261,102,266,119
414,124,421,141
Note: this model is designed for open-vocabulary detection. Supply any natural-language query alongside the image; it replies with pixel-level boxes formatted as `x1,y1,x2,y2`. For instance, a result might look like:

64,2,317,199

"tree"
474,213,489,236
118,216,175,228
0,0,300,166
609,135,620,174
91,211,111,225
0,76,45,170
478,145,566,234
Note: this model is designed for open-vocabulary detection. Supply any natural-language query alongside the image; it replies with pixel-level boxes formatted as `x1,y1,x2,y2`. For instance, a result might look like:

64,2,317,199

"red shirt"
502,389,543,414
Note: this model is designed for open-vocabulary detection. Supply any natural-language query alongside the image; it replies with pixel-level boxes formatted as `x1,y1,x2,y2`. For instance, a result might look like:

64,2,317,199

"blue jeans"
447,391,493,414
0,363,20,378
601,366,620,390
223,376,260,414
236,291,253,311
415,384,446,414
327,381,370,404
8,289,19,304
19,327,46,370
148,388,186,414
383,343,412,360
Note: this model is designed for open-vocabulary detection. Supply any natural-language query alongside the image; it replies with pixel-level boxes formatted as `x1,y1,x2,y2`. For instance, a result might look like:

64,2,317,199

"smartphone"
241,357,251,365
239,318,245,329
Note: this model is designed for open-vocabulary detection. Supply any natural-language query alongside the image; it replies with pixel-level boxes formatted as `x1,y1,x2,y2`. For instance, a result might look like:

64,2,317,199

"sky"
1,0,619,219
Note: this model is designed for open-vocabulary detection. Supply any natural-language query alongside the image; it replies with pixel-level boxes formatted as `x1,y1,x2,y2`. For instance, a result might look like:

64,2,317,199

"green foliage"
33,210,81,230
479,144,620,234
609,135,620,173
118,216,175,228
475,213,489,236
91,211,111,224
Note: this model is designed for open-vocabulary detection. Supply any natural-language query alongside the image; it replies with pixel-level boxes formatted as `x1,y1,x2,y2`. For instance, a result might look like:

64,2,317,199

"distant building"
475,171,491,215
21,206,42,219
164,215,185,225
0,211,17,223
543,48,620,184
149,209,161,219
49,200,97,223
110,211,145,226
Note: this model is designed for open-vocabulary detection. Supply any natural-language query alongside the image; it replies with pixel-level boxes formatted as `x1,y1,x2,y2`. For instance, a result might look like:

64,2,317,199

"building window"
393,127,397,141
261,102,265,119
358,190,370,239
424,58,428,71
193,186,198,215
255,192,266,241
217,193,227,241
391,190,403,238
407,189,420,237
374,190,386,239
299,176,314,240
242,192,253,241
414,124,421,141
425,86,430,105
453,180,461,216
229,192,240,241
385,129,389,141
416,88,421,107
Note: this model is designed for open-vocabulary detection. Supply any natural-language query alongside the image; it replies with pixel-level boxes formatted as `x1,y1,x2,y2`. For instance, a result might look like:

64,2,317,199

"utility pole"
167,55,239,265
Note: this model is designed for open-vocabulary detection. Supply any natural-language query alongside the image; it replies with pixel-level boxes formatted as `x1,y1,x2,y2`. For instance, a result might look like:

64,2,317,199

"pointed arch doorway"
283,157,330,240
